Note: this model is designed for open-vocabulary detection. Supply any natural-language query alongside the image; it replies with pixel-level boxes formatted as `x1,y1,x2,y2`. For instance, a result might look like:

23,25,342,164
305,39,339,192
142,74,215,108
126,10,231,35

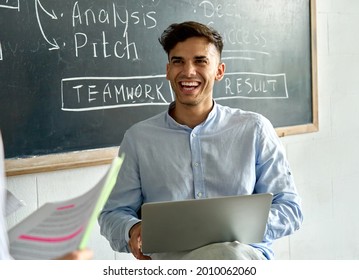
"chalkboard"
1,0,317,175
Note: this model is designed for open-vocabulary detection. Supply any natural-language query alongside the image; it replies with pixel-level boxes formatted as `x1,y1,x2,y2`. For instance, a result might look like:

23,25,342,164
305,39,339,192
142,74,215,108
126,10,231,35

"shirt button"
194,162,199,167
197,192,203,198
192,133,197,137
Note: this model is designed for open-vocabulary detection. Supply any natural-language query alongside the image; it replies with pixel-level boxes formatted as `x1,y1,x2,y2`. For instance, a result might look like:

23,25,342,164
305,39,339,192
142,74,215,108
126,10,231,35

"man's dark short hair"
158,21,224,57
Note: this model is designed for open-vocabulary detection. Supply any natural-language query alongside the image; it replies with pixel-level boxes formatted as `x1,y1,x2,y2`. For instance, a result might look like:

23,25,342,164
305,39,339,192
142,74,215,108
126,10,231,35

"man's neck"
170,101,214,129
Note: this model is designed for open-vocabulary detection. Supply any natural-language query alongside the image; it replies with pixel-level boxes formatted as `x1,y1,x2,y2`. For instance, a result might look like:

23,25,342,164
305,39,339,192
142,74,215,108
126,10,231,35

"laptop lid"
141,193,272,254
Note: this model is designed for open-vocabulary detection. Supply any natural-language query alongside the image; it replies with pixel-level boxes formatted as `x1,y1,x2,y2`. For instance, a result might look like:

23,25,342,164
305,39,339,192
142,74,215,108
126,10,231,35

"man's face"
166,37,225,108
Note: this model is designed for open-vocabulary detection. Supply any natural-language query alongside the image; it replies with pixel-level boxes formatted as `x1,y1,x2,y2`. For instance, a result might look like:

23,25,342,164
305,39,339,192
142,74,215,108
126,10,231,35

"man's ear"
215,62,225,81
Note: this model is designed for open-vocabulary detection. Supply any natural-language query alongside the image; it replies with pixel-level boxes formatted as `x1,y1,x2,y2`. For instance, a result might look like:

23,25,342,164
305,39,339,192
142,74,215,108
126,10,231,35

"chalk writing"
71,2,157,60
0,0,19,11
35,0,60,50
74,31,139,60
216,72,288,100
199,0,243,19
222,50,270,62
72,2,157,31
61,76,173,112
32,1,159,58
221,28,267,48
61,72,288,112
0,0,20,61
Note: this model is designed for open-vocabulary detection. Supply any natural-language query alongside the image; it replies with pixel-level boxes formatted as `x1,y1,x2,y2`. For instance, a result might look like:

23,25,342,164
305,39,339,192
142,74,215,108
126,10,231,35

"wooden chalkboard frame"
276,0,318,138
5,0,318,176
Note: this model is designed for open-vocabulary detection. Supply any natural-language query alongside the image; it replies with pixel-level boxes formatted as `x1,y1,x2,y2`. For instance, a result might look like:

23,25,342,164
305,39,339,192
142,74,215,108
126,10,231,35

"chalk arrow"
35,0,60,50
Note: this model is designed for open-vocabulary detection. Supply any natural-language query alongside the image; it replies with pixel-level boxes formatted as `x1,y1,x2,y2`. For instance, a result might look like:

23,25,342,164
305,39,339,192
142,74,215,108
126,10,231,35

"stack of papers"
7,155,124,260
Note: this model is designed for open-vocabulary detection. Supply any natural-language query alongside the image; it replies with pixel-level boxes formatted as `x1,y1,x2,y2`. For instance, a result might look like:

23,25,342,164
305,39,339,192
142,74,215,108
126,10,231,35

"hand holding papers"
7,155,124,260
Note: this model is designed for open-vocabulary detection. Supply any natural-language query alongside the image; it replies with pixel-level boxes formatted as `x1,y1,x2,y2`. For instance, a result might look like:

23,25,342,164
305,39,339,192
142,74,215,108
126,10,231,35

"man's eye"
196,59,207,64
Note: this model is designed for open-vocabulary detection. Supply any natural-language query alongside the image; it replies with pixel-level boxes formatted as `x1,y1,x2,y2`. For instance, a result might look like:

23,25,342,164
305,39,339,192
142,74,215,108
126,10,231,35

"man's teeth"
181,82,199,86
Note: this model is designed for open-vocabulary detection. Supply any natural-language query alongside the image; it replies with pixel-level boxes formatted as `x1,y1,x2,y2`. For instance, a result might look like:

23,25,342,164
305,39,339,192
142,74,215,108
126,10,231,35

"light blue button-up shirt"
99,101,303,259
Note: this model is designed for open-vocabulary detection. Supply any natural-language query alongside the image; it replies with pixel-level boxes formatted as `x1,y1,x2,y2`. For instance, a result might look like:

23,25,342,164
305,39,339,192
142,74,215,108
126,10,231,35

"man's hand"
128,222,151,260
56,248,93,260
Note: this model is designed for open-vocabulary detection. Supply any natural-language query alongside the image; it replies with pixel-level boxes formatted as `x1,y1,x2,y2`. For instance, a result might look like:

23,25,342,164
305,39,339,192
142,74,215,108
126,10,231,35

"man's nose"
182,61,196,76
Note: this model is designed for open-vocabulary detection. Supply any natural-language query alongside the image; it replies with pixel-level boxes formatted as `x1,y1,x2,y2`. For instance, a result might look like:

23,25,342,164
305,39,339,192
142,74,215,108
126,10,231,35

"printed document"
7,155,124,260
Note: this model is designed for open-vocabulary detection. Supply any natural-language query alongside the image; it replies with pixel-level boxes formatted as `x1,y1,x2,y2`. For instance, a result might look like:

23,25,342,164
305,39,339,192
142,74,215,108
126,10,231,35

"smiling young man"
166,36,225,128
99,21,303,260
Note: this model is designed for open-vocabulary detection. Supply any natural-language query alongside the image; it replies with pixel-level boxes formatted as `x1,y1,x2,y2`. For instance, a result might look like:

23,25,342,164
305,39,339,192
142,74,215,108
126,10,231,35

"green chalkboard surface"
0,0,317,174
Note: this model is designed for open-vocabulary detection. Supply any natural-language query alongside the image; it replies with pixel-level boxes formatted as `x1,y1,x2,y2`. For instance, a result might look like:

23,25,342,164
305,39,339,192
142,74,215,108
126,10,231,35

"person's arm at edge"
254,116,303,241
98,131,143,254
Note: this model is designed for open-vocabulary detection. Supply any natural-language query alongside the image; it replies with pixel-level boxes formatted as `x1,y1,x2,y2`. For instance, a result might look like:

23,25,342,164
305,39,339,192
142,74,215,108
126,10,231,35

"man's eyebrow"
170,56,182,61
170,55,208,61
194,55,208,60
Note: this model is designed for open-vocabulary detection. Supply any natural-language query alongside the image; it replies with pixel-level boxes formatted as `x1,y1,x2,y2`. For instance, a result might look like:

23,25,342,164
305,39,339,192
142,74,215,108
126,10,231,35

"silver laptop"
141,193,272,254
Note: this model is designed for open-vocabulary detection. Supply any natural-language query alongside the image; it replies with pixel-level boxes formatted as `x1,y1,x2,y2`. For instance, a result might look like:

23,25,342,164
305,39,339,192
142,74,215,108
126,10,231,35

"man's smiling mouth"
180,81,200,91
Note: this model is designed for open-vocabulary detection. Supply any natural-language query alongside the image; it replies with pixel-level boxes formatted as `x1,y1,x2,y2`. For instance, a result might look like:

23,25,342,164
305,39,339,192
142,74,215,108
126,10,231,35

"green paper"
78,154,125,249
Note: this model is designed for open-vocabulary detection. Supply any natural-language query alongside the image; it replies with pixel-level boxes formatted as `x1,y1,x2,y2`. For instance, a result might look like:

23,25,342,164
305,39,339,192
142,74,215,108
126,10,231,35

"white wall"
273,0,359,259
5,0,359,260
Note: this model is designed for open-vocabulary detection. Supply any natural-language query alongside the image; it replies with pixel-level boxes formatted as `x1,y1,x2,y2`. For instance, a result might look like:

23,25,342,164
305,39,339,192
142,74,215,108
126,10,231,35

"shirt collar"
165,100,218,130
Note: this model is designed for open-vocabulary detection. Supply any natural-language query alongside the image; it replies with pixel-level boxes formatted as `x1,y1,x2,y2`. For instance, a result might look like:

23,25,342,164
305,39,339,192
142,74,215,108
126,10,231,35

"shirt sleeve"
253,117,303,241
98,130,142,253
